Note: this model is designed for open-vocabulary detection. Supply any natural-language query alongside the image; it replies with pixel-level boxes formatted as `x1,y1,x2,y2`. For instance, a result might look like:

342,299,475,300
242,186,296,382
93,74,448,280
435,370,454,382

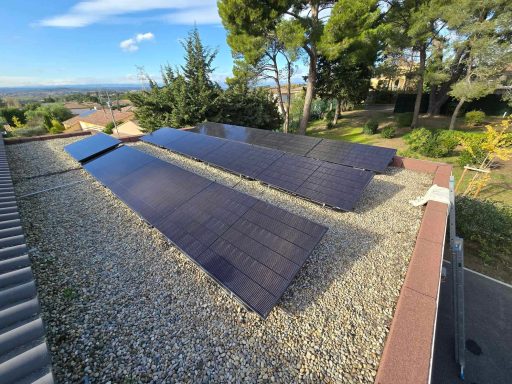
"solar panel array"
142,128,373,211
71,140,326,318
0,138,55,384
191,122,397,173
64,132,121,162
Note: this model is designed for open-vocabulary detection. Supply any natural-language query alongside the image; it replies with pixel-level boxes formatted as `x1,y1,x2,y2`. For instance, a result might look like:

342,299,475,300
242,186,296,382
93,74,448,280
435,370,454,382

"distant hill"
0,84,141,99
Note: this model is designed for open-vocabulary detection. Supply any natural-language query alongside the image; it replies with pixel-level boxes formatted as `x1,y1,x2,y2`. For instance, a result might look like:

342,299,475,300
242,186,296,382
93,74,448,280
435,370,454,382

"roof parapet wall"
375,156,452,384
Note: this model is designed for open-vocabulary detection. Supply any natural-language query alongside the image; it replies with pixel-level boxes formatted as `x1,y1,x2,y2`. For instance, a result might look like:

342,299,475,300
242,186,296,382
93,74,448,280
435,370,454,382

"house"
63,109,135,132
112,120,143,137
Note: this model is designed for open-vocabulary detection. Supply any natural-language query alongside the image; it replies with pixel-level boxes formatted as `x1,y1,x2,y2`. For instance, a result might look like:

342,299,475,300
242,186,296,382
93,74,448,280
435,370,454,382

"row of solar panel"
0,139,54,384
65,137,327,318
142,128,374,211
191,122,397,173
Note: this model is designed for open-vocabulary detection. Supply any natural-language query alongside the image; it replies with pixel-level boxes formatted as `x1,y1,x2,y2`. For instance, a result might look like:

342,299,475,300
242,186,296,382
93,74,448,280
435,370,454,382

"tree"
129,70,178,131
223,30,296,132
318,0,381,125
316,56,374,125
0,107,25,126
212,69,282,130
446,0,512,130
130,28,221,131
384,0,448,128
24,104,73,128
218,0,335,135
180,28,221,123
424,38,469,116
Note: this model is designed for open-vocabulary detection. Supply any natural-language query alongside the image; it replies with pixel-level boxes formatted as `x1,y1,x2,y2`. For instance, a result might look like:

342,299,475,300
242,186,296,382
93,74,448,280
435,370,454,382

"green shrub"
457,133,486,166
397,148,421,158
324,109,335,122
103,121,115,134
395,112,413,127
380,125,396,138
456,196,512,263
49,119,64,134
404,128,459,158
326,121,334,130
464,110,486,127
363,119,379,134
11,126,48,137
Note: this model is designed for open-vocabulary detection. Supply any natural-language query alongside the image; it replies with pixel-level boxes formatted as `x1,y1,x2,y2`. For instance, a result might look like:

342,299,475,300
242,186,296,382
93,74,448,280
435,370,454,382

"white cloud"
120,38,138,52
38,0,220,28
163,5,221,25
136,32,154,42
120,32,154,52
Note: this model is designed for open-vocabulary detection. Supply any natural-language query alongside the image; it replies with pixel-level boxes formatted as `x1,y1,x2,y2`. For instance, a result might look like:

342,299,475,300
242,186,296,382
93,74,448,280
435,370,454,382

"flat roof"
6,136,445,383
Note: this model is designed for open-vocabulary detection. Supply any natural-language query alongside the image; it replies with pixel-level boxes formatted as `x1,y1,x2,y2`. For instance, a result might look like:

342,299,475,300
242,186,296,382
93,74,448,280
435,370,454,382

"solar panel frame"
191,122,396,173
64,133,121,163
79,145,327,318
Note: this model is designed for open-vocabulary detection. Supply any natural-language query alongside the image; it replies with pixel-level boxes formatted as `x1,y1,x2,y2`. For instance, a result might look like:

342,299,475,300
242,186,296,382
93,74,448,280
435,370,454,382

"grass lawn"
307,107,512,283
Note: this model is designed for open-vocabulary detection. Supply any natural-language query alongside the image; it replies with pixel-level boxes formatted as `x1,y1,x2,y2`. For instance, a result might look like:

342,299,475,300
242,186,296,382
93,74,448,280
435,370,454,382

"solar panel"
143,128,374,211
307,140,398,172
194,122,271,142
141,127,190,147
201,141,283,178
250,132,321,156
191,122,396,172
257,154,373,210
64,133,121,162
81,146,326,318
160,133,226,159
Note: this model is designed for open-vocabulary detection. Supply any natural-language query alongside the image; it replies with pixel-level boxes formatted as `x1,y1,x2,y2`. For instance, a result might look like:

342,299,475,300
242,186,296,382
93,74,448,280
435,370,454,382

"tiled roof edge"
0,137,55,383
4,131,91,145
375,156,451,384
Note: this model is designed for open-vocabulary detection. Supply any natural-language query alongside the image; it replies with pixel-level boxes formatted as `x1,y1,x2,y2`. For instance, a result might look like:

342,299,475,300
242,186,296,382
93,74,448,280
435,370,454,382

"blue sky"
0,1,237,87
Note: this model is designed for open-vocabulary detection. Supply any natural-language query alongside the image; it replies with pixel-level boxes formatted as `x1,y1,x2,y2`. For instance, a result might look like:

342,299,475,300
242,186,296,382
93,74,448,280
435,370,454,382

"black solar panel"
249,133,321,156
191,122,396,172
64,133,121,162
258,154,373,210
81,146,326,318
161,133,226,159
143,128,374,211
307,140,397,172
141,127,190,146
201,141,283,178
194,122,271,142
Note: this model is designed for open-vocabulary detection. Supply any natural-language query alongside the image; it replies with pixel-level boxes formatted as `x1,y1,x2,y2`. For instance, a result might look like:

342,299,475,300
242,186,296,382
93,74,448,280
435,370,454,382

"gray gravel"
7,137,432,383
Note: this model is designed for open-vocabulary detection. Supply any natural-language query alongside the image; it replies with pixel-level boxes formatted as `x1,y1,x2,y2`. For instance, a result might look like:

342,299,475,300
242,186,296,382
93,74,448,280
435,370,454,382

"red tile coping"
4,131,91,144
375,157,451,384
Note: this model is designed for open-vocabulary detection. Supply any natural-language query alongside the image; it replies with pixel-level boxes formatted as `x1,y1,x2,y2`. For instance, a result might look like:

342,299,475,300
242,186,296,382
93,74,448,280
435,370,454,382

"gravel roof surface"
7,137,432,383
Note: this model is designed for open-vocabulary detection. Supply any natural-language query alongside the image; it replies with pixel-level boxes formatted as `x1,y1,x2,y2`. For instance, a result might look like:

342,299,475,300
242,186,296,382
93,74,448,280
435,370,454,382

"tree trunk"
333,99,341,126
449,97,465,130
411,46,426,129
298,49,317,135
272,61,287,133
298,3,318,135
285,59,292,134
427,85,437,116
